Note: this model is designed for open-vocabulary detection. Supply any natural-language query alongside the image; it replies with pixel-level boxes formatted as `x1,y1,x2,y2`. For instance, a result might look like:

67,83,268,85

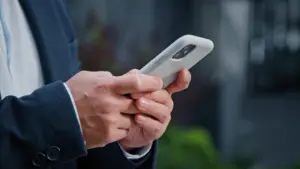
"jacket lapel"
19,0,74,84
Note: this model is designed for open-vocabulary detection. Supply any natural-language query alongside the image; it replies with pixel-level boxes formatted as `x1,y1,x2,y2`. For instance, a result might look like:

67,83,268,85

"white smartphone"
140,34,214,88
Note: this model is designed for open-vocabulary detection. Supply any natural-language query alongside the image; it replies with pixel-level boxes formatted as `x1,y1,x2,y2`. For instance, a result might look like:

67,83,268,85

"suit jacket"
0,0,156,168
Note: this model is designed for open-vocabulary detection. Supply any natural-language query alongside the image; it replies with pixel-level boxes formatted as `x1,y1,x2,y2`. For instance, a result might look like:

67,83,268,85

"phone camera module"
173,52,184,59
172,44,196,59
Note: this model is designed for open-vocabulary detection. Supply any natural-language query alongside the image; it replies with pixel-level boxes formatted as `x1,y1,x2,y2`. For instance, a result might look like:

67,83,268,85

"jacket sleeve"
0,81,87,169
77,141,157,169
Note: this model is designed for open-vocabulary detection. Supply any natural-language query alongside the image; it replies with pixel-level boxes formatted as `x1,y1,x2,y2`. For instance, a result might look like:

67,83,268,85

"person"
0,0,191,169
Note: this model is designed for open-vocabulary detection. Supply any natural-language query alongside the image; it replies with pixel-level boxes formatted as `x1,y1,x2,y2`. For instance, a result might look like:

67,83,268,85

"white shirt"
0,0,150,160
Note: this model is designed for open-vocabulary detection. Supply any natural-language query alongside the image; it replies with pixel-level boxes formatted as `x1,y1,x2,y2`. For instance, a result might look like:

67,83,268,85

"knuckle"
100,71,113,76
160,114,168,122
96,81,108,91
96,80,114,93
130,69,139,73
83,92,99,112
76,71,88,79
96,75,116,87
100,80,111,88
130,74,141,91
83,91,90,100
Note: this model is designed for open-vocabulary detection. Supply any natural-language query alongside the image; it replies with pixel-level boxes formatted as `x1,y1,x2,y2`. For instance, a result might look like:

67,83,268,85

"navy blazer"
0,0,156,168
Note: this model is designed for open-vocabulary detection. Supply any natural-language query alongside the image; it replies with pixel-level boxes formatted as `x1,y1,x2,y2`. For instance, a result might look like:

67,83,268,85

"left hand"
119,69,191,150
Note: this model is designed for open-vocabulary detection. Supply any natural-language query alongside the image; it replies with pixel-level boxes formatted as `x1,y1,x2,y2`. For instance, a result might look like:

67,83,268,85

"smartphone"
140,34,214,88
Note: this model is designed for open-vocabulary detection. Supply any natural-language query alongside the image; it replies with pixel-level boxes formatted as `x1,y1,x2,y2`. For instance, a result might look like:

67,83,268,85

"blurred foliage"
157,126,300,169
157,126,255,169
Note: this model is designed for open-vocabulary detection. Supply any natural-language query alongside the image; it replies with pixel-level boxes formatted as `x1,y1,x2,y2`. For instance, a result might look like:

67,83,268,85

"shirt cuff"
63,83,151,160
118,143,152,160
63,83,82,131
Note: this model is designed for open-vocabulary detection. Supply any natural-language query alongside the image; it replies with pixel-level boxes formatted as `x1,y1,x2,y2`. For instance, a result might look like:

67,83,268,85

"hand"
66,70,163,149
119,69,191,150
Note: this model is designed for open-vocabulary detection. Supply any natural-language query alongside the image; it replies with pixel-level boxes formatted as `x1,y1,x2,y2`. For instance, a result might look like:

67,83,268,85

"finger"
136,97,170,123
147,90,174,111
118,114,134,129
128,69,139,74
131,90,170,103
166,68,191,94
130,92,149,99
135,114,164,138
93,71,113,77
132,90,173,109
113,71,163,95
143,90,170,104
109,129,129,143
113,94,140,114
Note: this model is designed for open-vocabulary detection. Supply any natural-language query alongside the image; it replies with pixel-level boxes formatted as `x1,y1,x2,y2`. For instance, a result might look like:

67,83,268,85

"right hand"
66,70,163,149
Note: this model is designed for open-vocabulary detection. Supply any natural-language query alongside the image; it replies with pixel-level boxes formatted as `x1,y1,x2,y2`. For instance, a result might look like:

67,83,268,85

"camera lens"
173,51,184,59
172,44,196,59
183,47,190,55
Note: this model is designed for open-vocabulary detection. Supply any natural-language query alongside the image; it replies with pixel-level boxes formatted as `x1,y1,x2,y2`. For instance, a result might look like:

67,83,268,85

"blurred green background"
157,125,300,169
157,126,254,169
66,0,300,168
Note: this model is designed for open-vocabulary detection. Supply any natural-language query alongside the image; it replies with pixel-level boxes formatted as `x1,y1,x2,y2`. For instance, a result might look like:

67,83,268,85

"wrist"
120,142,153,152
119,142,153,160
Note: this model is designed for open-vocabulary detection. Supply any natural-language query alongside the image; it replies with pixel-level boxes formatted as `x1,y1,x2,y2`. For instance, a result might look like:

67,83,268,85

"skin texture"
66,68,191,150
66,70,164,149
119,69,192,151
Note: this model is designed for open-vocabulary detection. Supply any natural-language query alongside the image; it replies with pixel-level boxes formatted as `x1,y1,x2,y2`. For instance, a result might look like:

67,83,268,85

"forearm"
0,81,87,169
